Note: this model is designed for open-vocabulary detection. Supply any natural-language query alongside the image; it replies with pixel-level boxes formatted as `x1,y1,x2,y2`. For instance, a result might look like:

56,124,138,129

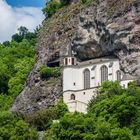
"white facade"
63,57,134,113
63,57,121,92
64,88,98,113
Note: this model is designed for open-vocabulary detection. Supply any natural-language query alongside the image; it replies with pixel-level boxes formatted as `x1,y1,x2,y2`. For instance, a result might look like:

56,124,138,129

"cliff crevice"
11,0,140,115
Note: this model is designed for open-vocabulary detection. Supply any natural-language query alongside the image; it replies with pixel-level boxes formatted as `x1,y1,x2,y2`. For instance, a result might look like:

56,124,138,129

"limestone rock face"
11,0,140,115
72,0,140,76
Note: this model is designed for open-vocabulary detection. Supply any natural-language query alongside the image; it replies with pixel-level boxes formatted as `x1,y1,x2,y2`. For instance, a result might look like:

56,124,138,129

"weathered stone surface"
11,77,62,115
11,0,140,115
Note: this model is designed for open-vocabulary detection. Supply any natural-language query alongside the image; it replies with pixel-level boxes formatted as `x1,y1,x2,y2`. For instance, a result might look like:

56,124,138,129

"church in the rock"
63,47,135,113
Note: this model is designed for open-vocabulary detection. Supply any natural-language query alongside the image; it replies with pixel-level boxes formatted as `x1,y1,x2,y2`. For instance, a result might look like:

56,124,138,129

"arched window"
65,58,68,65
72,58,75,65
116,70,121,81
84,69,90,89
101,65,108,83
71,94,75,100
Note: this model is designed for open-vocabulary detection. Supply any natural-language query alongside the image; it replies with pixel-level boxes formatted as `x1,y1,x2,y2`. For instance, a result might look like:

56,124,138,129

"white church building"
63,48,135,113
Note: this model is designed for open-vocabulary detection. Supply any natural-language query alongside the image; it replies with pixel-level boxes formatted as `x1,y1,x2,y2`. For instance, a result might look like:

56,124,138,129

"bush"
43,0,71,17
25,99,68,131
54,99,68,119
40,65,61,79
44,113,88,140
0,111,38,140
44,113,134,140
25,108,56,131
10,120,38,140
60,0,71,6
44,82,140,139
111,127,134,140
43,0,61,17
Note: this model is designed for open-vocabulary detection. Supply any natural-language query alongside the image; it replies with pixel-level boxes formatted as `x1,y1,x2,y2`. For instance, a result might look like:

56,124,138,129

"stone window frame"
100,65,108,83
83,68,90,89
116,70,121,81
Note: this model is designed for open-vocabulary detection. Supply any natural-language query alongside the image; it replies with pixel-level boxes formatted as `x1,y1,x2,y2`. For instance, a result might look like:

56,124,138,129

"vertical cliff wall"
11,0,140,115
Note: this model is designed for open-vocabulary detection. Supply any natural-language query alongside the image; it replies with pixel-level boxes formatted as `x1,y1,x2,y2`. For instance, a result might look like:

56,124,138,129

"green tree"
44,82,140,139
54,99,68,119
0,112,38,140
12,33,23,43
10,120,38,140
18,26,28,37
43,0,61,17
110,127,133,140
0,26,37,140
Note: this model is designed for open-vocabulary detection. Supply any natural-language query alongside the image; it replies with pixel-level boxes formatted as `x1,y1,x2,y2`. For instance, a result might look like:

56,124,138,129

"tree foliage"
0,27,37,139
44,81,140,140
12,26,37,46
0,112,38,140
25,99,68,131
43,0,71,17
0,27,36,102
1,25,140,140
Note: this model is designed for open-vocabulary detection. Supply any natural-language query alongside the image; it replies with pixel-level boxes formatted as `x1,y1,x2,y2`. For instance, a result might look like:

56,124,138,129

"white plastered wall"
120,80,133,88
63,59,121,92
63,88,98,113
63,59,122,113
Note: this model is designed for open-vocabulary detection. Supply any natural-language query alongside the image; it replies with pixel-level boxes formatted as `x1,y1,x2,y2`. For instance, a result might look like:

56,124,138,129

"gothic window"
72,58,74,65
71,94,75,100
116,70,121,81
65,58,68,65
101,65,108,83
84,69,90,89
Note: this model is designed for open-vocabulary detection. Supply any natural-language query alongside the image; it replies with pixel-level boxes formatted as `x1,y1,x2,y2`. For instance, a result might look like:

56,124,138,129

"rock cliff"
11,0,140,115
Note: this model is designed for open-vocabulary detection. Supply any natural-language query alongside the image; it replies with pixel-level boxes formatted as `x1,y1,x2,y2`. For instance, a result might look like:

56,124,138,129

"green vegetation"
43,0,99,18
11,26,38,45
0,26,38,139
40,65,61,79
25,99,68,131
0,111,38,140
1,33,140,140
43,0,133,20
81,0,98,5
43,0,61,17
0,27,36,109
0,0,138,137
43,81,140,140
43,0,71,17
0,25,65,139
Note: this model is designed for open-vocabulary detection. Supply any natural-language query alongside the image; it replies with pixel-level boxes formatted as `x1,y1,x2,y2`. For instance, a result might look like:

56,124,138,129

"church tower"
63,45,76,66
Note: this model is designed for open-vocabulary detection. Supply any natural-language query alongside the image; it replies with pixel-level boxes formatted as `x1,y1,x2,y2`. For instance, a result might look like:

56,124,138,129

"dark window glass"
101,65,108,83
65,58,68,65
116,70,121,81
84,69,90,89
72,58,74,65
71,94,75,100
